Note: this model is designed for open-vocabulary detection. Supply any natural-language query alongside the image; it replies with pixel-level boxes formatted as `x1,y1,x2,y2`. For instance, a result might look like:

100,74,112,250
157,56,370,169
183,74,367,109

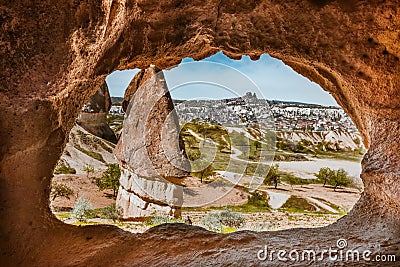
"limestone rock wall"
1,1,399,266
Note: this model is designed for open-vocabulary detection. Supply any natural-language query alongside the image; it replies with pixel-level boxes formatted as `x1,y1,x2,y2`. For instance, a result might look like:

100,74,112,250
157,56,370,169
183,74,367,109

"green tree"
96,164,121,198
263,164,281,189
192,164,214,183
50,182,74,201
82,164,94,178
329,168,352,191
315,167,334,186
100,204,123,222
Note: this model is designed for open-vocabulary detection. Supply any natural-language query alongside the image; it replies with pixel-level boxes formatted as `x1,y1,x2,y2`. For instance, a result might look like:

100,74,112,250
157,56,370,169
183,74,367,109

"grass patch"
99,140,114,153
55,212,71,220
280,173,315,186
221,226,238,234
310,151,364,162
279,196,317,213
144,215,184,227
72,221,101,226
274,151,309,161
54,164,76,175
74,144,105,163
312,197,344,213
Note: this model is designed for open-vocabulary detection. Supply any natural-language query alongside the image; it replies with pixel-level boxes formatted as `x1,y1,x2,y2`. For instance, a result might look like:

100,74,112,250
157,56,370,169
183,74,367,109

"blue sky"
106,52,338,106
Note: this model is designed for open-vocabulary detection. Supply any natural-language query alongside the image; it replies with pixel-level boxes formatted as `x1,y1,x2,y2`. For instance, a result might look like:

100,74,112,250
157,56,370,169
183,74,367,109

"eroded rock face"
1,1,400,266
77,82,117,143
115,65,189,219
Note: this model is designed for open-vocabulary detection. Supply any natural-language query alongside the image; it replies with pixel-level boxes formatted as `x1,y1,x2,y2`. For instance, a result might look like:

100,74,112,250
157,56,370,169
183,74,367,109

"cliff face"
77,82,117,143
115,66,189,219
276,130,363,151
1,1,399,266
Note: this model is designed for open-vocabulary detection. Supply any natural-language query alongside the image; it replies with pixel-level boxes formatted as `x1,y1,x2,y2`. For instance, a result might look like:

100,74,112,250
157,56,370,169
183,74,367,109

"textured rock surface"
0,1,399,266
115,65,189,219
77,82,117,143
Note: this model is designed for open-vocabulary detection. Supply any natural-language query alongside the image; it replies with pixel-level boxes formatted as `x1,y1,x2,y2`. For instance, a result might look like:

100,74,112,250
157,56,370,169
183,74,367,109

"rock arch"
1,1,399,265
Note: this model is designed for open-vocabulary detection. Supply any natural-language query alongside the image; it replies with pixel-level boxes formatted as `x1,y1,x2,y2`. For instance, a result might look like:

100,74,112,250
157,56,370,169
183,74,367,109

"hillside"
56,124,117,174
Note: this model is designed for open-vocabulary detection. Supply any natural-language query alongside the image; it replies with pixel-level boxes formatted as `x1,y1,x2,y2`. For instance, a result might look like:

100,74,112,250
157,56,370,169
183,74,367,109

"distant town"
110,92,358,133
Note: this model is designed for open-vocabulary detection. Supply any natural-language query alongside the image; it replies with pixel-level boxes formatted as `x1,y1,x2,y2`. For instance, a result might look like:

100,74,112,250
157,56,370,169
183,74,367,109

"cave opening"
4,2,400,265
50,51,364,234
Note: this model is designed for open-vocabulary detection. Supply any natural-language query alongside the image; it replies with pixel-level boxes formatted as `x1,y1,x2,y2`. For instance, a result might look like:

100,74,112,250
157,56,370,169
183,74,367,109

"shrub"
201,210,245,232
99,204,123,222
54,163,76,175
201,213,222,232
145,215,170,226
71,196,94,222
247,192,269,208
280,196,317,213
82,164,95,178
218,210,246,228
50,182,74,201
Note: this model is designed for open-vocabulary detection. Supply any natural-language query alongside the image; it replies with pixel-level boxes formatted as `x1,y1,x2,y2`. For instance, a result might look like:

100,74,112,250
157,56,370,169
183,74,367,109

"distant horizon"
106,51,339,107
111,94,339,108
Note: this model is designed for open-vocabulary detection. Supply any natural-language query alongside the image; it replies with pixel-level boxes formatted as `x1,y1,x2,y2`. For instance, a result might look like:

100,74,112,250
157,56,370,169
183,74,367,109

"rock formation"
115,65,189,219
77,82,117,143
1,1,399,266
276,130,363,151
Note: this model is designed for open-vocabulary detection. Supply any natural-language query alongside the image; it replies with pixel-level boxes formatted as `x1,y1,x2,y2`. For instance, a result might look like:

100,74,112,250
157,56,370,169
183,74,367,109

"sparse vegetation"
281,173,312,188
107,114,124,133
74,144,106,163
201,210,245,232
95,164,121,198
54,162,76,175
82,164,95,178
144,215,184,226
98,204,123,222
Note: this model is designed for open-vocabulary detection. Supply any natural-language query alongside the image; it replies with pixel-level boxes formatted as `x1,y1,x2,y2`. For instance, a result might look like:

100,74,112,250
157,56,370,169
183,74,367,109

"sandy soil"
182,175,249,208
52,173,115,210
263,183,361,212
